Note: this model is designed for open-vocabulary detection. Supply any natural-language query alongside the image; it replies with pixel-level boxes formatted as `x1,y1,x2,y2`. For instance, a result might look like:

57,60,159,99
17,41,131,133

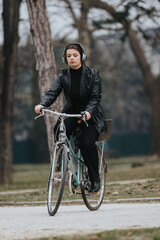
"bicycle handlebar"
35,107,88,126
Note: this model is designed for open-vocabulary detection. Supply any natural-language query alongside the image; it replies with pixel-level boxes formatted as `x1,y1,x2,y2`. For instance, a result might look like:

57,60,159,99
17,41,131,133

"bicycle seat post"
58,119,66,143
59,119,64,132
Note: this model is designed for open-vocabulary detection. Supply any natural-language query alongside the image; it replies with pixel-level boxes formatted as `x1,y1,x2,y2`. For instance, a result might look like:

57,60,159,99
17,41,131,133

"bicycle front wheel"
47,144,68,216
81,145,106,211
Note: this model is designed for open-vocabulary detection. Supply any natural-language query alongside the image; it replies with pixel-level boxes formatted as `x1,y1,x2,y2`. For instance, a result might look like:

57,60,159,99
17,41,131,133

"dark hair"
64,44,83,64
63,42,87,64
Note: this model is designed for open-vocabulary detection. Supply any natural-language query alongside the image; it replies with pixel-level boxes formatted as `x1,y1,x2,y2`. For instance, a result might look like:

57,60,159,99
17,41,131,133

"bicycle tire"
47,144,68,216
81,144,106,211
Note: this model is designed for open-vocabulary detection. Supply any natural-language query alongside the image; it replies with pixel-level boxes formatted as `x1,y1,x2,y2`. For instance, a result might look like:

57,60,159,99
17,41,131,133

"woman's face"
66,49,81,69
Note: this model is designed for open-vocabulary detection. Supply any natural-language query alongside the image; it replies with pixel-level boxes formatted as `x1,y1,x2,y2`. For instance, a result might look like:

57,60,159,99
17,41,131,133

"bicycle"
35,108,112,216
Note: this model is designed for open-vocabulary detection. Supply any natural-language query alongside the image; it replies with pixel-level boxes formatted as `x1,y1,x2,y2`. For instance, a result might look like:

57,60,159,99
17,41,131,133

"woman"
35,42,107,193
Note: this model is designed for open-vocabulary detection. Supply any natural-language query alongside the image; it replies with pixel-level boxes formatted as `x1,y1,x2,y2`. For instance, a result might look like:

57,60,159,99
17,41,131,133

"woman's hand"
84,111,91,120
35,105,44,114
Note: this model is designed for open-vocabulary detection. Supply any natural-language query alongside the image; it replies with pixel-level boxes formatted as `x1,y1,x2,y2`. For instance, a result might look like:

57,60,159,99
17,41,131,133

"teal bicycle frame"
66,136,83,186
49,112,88,189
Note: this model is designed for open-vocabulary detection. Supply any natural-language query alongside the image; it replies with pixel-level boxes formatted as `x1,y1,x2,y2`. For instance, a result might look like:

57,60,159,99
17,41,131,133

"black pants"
61,117,99,183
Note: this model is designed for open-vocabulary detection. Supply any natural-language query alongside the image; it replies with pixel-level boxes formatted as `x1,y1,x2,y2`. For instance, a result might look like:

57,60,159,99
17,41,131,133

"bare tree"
62,0,94,65
86,0,160,156
0,0,21,184
26,0,63,160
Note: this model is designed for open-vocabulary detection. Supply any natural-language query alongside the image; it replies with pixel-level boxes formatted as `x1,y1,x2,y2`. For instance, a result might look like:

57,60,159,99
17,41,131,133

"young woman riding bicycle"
35,42,107,193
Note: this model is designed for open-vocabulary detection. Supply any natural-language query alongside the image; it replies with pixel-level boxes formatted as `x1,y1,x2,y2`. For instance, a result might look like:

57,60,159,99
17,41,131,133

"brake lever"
84,119,88,127
35,111,44,120
81,111,88,127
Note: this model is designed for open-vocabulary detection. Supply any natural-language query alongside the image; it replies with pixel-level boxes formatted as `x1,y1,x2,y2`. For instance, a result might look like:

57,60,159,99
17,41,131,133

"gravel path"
0,203,160,240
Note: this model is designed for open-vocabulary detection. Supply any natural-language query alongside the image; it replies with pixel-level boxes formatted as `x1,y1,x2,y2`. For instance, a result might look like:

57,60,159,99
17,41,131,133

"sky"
0,0,78,45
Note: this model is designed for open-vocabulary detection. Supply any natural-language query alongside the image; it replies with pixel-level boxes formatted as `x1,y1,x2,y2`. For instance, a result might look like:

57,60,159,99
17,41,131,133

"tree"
0,0,21,184
26,0,63,160
86,0,160,155
61,0,94,65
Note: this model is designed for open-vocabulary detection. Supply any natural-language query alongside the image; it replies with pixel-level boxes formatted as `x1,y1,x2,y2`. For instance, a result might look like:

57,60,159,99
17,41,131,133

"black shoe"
89,180,100,193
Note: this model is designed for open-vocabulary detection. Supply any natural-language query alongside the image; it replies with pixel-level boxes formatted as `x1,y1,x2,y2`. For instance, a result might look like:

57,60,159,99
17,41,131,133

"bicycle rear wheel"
47,144,68,216
81,144,106,211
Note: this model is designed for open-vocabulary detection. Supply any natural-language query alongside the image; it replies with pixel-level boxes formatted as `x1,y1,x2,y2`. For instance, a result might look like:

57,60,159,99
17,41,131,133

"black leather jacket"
40,65,107,140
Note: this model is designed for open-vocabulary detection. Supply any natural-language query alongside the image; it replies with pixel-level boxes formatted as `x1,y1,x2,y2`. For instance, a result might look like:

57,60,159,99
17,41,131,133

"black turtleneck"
70,66,82,105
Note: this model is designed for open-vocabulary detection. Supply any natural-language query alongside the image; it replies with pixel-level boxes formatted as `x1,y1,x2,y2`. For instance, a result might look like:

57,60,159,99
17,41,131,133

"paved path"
0,203,160,240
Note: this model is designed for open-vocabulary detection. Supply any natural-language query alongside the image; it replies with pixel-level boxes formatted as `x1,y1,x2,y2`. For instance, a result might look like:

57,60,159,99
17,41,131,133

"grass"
0,163,50,191
105,179,160,201
35,228,160,240
107,156,160,181
0,155,160,204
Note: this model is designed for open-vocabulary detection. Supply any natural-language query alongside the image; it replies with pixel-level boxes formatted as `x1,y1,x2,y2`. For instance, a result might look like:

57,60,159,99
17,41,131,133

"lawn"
35,228,160,240
0,155,160,204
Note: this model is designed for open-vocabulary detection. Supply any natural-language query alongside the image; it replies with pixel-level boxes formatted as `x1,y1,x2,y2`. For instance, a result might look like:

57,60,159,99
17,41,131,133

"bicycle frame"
56,124,86,187
36,108,105,188
36,109,87,187
66,136,83,186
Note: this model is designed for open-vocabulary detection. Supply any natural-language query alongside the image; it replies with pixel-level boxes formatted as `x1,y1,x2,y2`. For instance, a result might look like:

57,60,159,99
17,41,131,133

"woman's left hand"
84,111,91,120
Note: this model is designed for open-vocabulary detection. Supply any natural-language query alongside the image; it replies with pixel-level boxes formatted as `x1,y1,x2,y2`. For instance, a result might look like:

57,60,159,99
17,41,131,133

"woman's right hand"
34,104,44,114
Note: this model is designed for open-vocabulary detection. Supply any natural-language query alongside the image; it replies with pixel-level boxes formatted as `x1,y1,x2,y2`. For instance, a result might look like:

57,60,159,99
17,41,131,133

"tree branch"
87,0,154,88
62,0,80,27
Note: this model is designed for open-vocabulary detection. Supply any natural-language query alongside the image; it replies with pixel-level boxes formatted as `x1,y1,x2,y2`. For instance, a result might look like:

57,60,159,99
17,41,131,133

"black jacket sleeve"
40,73,63,107
85,70,102,115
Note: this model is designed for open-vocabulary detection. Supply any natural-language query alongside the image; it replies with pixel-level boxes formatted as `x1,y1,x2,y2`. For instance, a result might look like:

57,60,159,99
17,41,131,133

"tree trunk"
0,0,21,184
79,1,93,66
149,77,160,155
26,0,63,161
127,26,160,155
127,26,153,95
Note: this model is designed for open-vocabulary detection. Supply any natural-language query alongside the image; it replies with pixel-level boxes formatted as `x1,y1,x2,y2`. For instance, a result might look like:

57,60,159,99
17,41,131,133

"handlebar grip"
40,107,54,112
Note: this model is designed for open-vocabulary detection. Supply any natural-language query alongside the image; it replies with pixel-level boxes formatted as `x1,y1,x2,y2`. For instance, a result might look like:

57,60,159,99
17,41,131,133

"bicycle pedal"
55,172,61,175
91,192,98,195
